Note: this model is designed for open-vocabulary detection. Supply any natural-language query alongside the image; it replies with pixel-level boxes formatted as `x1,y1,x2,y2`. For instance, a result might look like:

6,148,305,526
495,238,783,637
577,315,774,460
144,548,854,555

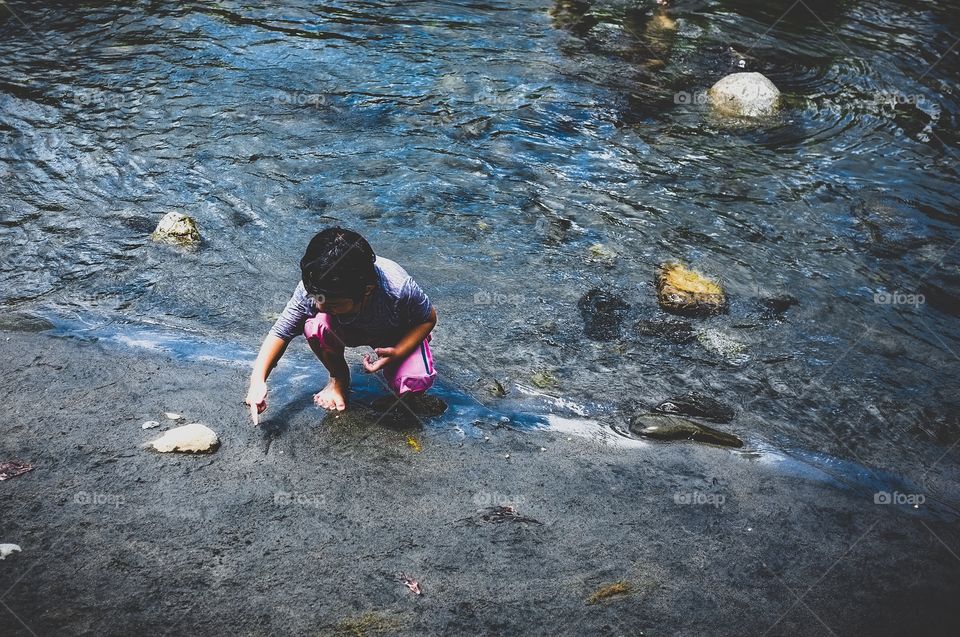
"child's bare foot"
313,377,349,411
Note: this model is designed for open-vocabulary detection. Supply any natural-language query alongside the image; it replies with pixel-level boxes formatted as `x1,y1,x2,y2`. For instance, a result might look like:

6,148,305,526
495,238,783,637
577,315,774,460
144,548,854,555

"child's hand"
362,347,398,373
245,380,268,424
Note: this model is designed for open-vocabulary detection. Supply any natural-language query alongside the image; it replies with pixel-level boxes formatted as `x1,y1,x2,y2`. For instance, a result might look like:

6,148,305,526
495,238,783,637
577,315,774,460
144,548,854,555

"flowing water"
2,0,959,498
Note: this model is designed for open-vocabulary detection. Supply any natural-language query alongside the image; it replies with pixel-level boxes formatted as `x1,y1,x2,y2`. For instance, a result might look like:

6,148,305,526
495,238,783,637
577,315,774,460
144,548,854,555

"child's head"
300,227,377,314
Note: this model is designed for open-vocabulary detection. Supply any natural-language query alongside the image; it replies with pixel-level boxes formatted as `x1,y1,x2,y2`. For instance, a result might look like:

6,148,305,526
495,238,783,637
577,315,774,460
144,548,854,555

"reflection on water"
1,0,959,488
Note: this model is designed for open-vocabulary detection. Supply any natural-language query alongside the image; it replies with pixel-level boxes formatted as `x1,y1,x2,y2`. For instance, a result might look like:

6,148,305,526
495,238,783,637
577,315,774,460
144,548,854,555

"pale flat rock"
0,544,21,560
149,423,220,453
708,72,780,117
164,412,183,420
151,212,200,245
141,421,161,429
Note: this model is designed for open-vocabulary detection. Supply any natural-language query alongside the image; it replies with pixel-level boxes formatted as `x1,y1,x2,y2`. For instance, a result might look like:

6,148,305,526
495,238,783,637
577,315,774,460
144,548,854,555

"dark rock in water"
653,393,736,423
919,273,960,317
628,415,743,448
758,295,798,318
634,318,695,344
578,289,630,341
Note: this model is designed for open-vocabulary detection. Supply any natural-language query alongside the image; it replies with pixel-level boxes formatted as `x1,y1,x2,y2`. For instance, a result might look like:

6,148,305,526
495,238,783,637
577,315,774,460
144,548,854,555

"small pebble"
141,421,161,430
504,454,510,459
484,436,490,442
540,447,547,452
566,437,572,442
164,412,183,420
500,416,509,423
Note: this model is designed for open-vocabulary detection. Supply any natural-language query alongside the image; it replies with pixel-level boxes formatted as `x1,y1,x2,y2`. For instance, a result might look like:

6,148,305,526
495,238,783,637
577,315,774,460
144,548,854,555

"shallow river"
1,0,959,495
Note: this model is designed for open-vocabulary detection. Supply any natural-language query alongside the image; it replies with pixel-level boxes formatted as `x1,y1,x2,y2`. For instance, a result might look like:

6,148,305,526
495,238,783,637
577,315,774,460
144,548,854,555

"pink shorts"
303,314,437,396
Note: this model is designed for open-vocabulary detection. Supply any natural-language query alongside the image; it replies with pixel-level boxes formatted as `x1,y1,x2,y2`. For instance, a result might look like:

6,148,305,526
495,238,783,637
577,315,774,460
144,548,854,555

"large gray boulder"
708,72,780,117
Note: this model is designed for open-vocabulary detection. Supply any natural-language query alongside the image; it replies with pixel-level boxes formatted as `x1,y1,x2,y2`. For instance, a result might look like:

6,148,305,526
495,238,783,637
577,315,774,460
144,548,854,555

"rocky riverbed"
2,329,958,636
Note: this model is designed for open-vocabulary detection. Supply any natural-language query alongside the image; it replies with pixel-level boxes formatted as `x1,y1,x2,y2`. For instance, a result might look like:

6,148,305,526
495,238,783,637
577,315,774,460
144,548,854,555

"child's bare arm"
363,307,437,373
246,334,289,414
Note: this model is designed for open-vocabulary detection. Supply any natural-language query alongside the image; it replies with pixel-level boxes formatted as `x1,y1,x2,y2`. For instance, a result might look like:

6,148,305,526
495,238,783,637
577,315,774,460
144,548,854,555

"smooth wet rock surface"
629,414,744,448
2,331,958,636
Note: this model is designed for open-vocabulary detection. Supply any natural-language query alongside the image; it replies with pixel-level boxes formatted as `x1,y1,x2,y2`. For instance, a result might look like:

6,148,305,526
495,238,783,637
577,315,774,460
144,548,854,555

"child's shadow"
258,391,316,443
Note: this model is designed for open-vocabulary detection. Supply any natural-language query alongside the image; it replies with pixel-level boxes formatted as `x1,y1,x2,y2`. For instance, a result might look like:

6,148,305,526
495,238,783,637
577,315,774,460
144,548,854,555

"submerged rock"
149,423,220,453
656,263,726,317
629,415,743,448
758,295,798,319
578,289,631,341
151,212,201,246
588,243,618,266
634,318,695,343
653,393,736,423
531,370,557,389
696,328,747,361
708,72,780,117
0,543,21,560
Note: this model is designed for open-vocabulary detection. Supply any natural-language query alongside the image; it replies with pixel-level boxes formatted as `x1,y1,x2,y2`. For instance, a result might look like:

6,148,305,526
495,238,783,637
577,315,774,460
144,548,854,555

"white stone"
0,544,21,560
141,421,161,429
708,72,780,117
149,423,220,453
151,212,200,245
164,412,183,420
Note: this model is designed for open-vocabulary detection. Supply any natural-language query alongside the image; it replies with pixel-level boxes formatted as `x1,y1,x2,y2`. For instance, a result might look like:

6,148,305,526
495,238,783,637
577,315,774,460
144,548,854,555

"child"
245,227,437,417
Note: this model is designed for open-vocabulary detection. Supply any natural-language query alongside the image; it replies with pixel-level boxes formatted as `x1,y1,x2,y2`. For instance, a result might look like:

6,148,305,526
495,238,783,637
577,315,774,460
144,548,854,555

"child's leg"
382,335,437,397
304,314,350,411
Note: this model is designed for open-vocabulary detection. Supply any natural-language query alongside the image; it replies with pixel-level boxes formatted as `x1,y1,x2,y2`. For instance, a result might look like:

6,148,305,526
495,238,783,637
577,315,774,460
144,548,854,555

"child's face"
314,296,357,315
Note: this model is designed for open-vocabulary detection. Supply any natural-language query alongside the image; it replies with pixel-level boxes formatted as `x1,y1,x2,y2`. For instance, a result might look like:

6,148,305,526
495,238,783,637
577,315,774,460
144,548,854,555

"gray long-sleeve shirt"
269,256,433,348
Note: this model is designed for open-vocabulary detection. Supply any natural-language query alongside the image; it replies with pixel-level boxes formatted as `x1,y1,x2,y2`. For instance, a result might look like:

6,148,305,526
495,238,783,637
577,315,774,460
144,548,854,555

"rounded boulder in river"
708,72,780,117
